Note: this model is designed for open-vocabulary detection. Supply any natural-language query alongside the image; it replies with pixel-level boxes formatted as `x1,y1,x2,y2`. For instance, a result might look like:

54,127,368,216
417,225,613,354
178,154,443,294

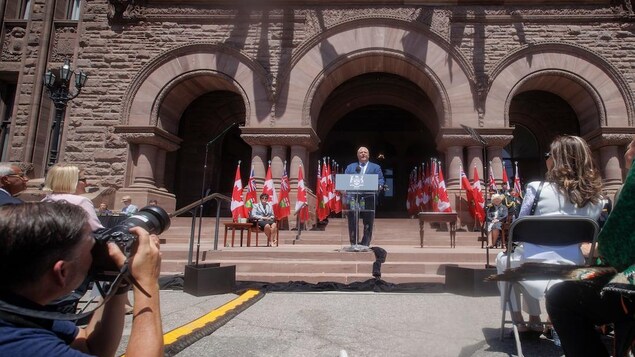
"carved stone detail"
241,129,319,151
304,8,450,40
114,126,182,152
107,0,144,24
584,128,635,149
51,26,78,63
1,26,26,62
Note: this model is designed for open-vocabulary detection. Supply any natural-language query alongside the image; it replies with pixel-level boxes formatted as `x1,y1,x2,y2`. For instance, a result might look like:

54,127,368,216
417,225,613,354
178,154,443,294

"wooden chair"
249,219,280,247
500,215,600,357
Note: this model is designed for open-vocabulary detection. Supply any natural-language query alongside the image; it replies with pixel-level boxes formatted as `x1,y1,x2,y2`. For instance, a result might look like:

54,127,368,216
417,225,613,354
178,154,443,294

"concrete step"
157,216,495,284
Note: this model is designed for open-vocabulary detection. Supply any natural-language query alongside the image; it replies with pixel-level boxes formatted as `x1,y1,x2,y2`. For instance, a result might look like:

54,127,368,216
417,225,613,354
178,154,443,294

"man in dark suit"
344,147,385,246
0,164,28,206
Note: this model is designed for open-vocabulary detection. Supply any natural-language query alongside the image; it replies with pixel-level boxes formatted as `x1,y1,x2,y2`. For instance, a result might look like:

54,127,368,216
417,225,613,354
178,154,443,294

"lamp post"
43,58,88,170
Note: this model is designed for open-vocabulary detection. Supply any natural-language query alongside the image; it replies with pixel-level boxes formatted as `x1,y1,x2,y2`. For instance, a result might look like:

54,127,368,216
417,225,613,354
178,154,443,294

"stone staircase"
159,216,500,284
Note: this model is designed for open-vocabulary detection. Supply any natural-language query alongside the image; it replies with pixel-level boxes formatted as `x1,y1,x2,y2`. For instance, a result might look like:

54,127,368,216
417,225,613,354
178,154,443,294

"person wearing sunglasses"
0,164,28,206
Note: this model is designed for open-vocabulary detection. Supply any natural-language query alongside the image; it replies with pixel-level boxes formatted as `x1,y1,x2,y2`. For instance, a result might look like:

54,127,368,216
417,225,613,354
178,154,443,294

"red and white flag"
230,163,246,221
501,162,510,192
462,166,485,223
472,166,485,210
434,162,453,212
514,161,523,198
488,164,497,193
262,164,279,217
316,161,329,221
295,165,310,222
244,166,258,216
278,164,291,220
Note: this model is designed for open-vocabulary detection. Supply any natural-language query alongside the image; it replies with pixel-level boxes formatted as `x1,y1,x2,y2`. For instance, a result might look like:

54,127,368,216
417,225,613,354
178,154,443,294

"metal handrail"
170,192,231,266
169,192,230,218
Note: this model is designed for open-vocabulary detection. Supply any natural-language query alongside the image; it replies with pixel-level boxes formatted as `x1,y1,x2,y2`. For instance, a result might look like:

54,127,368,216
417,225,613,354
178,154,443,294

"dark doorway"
167,91,250,214
507,90,580,187
320,105,437,217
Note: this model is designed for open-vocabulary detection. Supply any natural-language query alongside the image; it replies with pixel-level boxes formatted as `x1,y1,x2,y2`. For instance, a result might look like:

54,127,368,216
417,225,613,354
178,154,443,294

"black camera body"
92,205,171,275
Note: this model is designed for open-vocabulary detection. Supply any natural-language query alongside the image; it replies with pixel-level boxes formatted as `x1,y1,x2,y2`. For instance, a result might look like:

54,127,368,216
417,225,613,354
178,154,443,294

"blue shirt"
0,293,89,356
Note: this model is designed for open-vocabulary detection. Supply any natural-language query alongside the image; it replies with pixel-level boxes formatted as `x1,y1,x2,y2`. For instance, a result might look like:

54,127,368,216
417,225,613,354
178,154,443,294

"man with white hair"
120,195,138,215
0,163,28,206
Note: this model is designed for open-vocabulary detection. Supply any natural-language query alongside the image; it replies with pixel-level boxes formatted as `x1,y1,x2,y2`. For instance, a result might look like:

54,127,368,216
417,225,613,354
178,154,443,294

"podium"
336,174,379,252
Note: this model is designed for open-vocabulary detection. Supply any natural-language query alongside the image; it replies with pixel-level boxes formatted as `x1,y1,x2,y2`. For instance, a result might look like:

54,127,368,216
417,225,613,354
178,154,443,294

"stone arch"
275,19,478,131
121,42,272,133
486,42,634,133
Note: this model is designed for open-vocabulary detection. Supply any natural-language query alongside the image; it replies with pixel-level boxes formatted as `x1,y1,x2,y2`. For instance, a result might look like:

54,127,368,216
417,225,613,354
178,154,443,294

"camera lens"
123,205,171,235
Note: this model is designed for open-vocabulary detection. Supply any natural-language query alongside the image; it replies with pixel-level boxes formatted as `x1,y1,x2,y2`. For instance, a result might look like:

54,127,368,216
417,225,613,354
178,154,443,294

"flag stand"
461,124,493,268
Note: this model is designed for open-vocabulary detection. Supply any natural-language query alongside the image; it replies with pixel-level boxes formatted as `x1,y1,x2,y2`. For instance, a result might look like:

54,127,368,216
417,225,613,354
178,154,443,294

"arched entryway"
316,72,440,217
166,90,251,211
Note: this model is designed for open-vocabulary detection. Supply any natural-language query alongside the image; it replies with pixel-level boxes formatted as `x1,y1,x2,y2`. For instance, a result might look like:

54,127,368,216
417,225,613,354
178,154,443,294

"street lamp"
43,58,88,169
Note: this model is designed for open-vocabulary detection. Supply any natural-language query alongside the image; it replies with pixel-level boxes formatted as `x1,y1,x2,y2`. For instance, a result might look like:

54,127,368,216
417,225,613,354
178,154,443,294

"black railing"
170,192,230,266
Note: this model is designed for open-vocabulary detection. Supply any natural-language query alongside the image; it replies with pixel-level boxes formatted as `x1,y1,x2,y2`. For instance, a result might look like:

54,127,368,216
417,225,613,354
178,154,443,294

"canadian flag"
230,163,246,221
262,164,279,217
295,165,310,222
278,164,291,220
434,162,453,212
316,161,329,221
472,166,485,210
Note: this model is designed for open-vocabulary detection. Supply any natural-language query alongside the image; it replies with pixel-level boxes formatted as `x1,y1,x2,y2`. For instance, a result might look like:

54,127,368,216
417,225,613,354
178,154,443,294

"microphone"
355,165,361,173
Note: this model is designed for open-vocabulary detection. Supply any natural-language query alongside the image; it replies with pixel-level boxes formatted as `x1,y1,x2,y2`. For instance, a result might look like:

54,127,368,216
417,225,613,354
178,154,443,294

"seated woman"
546,134,635,357
486,194,508,248
250,193,277,246
495,135,604,336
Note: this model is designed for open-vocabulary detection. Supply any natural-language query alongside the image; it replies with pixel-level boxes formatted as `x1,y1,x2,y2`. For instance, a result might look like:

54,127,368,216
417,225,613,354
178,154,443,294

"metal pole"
213,198,221,250
47,102,67,169
187,208,197,266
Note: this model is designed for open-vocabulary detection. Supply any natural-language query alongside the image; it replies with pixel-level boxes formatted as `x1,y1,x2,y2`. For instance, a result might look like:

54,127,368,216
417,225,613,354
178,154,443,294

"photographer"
0,202,163,356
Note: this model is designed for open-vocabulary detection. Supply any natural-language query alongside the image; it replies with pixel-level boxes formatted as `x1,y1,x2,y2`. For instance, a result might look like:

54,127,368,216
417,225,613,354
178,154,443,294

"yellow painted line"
162,289,260,345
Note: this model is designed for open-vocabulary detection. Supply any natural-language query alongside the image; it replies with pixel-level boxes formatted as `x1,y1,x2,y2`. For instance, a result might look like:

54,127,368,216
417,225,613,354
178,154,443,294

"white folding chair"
499,215,600,357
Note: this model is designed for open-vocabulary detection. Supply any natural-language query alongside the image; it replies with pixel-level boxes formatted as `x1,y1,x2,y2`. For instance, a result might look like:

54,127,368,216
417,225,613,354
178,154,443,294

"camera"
91,205,171,275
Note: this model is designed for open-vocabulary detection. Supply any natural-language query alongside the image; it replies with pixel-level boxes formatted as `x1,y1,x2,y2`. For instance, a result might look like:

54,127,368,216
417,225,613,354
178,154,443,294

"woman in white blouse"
495,135,604,335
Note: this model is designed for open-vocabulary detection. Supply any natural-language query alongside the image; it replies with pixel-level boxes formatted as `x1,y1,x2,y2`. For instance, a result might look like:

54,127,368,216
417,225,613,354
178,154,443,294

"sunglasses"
78,178,87,183
544,152,551,159
7,173,27,178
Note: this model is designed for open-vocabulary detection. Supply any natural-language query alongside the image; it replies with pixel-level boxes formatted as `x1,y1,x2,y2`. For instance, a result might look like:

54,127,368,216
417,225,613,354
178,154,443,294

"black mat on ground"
234,279,445,294
159,274,184,290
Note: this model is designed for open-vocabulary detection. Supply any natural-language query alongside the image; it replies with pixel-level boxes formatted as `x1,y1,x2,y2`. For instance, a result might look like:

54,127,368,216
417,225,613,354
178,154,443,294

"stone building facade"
1,0,634,223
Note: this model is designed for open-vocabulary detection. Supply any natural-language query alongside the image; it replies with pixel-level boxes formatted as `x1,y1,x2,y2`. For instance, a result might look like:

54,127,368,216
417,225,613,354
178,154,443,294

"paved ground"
115,287,566,357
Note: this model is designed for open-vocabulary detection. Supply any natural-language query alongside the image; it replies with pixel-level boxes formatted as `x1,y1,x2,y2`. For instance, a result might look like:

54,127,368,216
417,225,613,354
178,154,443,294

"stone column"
467,146,484,182
290,145,308,186
251,144,268,186
599,145,623,194
270,144,287,184
486,145,503,190
444,145,463,190
155,149,168,192
130,143,158,188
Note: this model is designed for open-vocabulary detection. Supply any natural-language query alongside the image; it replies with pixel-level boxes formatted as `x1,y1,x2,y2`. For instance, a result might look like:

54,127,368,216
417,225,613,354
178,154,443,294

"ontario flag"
295,165,310,222
472,166,486,211
277,164,291,220
514,161,523,198
230,163,246,221
434,162,453,212
244,166,258,216
501,162,510,192
462,166,485,224
262,164,279,217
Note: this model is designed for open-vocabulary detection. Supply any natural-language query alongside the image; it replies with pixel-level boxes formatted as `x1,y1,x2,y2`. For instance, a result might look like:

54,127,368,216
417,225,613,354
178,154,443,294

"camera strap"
0,266,129,322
